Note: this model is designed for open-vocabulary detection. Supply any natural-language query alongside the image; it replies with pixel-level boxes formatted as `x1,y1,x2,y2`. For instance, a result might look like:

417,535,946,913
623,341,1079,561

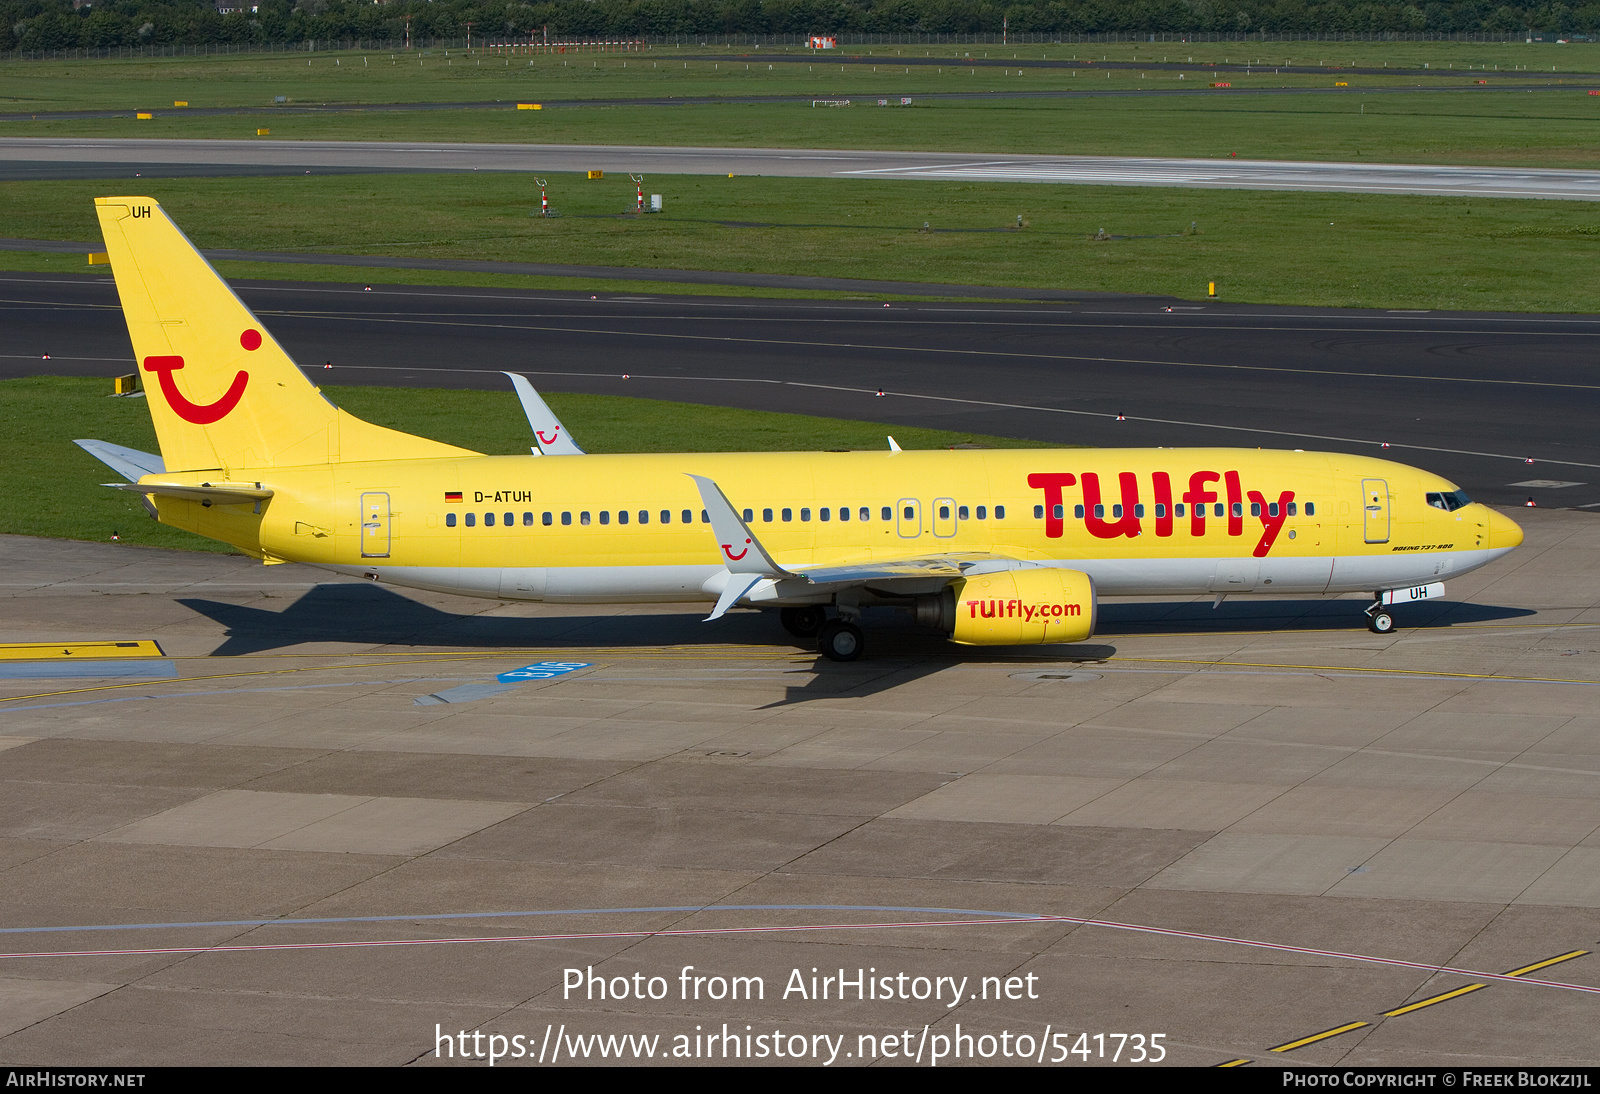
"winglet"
504,373,585,455
687,474,795,578
887,436,902,452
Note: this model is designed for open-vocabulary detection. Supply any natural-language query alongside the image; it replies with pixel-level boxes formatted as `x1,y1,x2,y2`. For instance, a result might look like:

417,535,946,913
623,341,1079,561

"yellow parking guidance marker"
0,640,164,662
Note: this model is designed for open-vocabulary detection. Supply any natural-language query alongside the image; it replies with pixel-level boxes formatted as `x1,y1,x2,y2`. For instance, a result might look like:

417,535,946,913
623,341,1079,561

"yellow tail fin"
94,197,475,473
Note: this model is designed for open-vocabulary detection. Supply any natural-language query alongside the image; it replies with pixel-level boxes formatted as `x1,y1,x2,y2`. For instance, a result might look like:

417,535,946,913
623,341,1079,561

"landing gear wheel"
1368,610,1395,635
780,606,826,638
818,620,864,662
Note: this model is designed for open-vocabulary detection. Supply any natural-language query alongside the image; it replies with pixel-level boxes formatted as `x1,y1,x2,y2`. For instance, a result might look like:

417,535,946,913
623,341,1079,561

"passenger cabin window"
820,508,831,521
599,511,610,525
523,513,534,526
1250,503,1261,517
683,510,693,524
881,507,892,521
977,506,987,520
763,509,773,523
639,511,648,524
860,507,871,521
1155,504,1166,518
1287,503,1297,516
561,512,572,526
1034,505,1044,519
446,513,457,527
939,505,951,520
618,511,628,525
838,507,849,522
580,512,591,526
465,513,476,527
801,508,811,522
1054,504,1065,519
782,508,793,522
1175,504,1185,517
1074,505,1085,519
958,505,968,520
661,511,671,524
995,506,1005,519
1214,503,1225,517
1306,503,1316,516
484,513,495,527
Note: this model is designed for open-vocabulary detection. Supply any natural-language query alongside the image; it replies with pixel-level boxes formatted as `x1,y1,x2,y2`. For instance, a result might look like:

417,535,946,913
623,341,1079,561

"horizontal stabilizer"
75,439,166,481
111,480,273,506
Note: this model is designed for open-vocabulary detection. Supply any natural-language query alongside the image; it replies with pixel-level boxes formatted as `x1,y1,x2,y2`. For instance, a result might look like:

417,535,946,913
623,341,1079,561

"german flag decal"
445,491,463,503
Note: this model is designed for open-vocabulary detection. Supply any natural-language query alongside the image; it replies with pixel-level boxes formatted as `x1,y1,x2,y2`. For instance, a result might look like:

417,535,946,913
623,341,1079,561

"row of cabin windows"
444,504,1012,529
447,510,713,528
750,504,1005,523
1033,501,1315,520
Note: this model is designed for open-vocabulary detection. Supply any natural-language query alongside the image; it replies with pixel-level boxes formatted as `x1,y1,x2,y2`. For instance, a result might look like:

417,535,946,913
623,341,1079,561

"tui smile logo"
142,355,249,425
721,540,750,562
536,427,561,444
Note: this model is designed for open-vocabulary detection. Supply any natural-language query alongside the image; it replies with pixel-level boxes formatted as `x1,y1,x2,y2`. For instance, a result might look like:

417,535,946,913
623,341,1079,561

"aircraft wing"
503,373,585,456
788,554,1004,587
75,439,166,481
688,471,1032,618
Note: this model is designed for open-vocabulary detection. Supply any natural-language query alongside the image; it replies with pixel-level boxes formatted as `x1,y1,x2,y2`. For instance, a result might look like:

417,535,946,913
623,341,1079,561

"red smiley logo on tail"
721,540,750,561
142,356,248,425
536,428,561,444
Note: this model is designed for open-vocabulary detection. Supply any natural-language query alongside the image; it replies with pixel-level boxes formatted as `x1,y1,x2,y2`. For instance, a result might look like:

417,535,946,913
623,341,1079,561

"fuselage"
144,447,1523,605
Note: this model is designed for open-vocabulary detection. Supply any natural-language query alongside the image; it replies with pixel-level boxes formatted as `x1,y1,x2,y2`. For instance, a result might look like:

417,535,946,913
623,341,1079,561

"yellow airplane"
76,197,1524,661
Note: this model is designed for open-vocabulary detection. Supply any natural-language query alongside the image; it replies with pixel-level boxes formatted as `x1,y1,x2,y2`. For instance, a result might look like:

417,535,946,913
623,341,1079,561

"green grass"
1,376,1046,552
12,89,1600,168
5,43,1600,168
0,41,1592,113
9,172,1600,311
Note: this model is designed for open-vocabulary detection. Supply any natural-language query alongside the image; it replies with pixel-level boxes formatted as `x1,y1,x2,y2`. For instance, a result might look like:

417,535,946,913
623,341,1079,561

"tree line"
6,0,1594,53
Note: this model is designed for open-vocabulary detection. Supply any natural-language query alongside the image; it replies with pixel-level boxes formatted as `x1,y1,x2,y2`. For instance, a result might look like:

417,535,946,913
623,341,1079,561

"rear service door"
1362,479,1390,544
360,492,391,557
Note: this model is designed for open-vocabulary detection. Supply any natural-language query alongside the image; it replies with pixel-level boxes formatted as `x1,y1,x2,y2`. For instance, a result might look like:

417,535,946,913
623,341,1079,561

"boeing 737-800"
75,197,1524,660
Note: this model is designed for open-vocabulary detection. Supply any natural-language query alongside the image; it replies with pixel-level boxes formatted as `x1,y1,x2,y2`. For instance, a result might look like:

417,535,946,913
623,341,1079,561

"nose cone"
1485,506,1524,551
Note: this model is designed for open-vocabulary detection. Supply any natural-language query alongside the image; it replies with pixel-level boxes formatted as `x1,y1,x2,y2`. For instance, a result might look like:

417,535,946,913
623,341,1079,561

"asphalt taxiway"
5,273,1600,511
0,507,1596,1066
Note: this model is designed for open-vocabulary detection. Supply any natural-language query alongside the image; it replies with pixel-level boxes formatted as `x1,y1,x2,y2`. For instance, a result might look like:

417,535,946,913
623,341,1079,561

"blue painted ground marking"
496,661,592,683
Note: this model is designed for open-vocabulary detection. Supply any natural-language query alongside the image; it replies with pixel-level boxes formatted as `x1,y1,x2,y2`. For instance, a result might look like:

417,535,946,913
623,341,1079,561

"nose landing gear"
1365,595,1396,634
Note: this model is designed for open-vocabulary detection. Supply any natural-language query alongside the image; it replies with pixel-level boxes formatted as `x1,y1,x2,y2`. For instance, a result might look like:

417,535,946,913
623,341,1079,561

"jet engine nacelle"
948,567,1096,645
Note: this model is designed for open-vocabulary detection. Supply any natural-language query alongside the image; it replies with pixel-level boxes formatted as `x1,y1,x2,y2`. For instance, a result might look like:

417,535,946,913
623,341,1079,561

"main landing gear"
817,620,864,662
780,606,826,638
780,607,864,661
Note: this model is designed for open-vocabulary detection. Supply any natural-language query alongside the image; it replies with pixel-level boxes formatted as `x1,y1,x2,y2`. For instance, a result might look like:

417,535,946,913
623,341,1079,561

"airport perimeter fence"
1,30,1575,63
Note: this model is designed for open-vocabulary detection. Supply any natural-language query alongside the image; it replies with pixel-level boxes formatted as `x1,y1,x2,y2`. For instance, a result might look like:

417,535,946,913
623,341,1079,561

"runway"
5,137,1600,198
0,508,1596,1066
5,272,1600,511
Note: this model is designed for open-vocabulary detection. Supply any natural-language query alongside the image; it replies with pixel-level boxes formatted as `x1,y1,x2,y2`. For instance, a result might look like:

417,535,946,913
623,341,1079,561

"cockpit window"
1426,490,1472,512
